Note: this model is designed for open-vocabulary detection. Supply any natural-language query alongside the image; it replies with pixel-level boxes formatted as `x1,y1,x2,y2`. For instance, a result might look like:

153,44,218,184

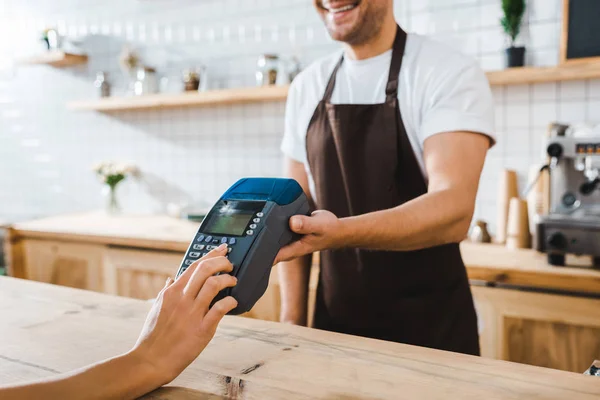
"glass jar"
94,72,111,98
256,54,279,86
133,66,158,96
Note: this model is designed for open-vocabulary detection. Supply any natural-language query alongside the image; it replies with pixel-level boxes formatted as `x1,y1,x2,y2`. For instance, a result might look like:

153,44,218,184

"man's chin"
325,23,361,43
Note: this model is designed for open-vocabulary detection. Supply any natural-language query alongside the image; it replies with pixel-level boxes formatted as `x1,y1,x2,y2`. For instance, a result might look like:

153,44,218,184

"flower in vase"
92,161,138,214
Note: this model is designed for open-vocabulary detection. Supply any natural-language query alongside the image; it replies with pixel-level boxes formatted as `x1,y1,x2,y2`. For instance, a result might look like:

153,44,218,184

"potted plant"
501,0,526,68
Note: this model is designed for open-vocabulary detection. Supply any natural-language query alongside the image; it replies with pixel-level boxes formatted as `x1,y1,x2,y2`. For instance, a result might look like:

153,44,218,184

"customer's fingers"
175,244,227,289
192,273,237,316
201,296,238,334
183,253,232,299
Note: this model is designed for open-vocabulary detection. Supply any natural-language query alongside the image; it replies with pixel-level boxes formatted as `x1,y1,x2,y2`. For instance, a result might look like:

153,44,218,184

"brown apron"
305,26,480,356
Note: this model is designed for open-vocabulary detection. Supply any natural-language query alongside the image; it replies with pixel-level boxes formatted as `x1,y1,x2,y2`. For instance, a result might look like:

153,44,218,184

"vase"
102,185,121,215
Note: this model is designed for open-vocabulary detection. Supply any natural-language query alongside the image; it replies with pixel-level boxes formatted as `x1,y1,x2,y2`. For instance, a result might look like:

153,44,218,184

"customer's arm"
0,244,237,400
277,157,313,326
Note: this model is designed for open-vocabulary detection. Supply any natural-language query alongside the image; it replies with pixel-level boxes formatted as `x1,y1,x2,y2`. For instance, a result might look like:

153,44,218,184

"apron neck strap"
322,24,408,103
385,25,407,101
322,56,344,102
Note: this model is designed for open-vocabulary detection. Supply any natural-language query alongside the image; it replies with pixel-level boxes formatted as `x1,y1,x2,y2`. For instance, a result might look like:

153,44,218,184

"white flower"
92,163,103,173
92,160,139,181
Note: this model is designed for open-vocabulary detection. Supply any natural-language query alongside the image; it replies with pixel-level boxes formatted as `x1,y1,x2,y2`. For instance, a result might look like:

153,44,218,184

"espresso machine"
536,124,600,267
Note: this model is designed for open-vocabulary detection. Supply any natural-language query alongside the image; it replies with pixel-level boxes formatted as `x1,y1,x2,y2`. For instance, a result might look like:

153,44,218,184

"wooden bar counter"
1,276,599,399
4,212,600,373
7,212,600,291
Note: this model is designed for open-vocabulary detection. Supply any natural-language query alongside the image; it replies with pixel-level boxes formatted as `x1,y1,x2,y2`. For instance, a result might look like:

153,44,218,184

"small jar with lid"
256,54,279,86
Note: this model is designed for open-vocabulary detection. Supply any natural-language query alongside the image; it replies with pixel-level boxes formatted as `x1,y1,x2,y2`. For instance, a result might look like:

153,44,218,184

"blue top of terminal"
221,178,303,205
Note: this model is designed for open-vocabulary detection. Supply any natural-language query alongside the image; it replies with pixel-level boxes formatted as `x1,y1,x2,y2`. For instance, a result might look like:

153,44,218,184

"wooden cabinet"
20,239,105,292
472,285,600,373
9,235,289,322
103,247,184,299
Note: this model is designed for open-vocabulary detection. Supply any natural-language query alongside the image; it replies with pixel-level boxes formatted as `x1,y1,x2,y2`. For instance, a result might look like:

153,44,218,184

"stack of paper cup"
496,169,519,244
506,197,531,249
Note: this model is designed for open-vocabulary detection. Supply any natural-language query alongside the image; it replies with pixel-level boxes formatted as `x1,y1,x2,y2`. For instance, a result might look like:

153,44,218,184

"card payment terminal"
175,178,310,315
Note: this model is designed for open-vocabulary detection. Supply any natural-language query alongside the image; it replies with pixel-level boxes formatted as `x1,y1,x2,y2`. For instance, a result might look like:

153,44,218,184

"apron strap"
322,24,408,103
385,25,407,102
322,56,344,102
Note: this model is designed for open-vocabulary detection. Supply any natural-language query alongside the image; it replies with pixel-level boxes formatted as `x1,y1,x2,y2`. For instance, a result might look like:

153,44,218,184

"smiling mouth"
321,1,360,14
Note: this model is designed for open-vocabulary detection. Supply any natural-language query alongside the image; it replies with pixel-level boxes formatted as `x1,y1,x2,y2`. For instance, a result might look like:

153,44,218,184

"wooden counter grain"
1,276,599,399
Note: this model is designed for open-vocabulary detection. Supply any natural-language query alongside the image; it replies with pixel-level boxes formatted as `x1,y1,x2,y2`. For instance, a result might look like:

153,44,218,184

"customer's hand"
275,210,342,263
132,244,237,385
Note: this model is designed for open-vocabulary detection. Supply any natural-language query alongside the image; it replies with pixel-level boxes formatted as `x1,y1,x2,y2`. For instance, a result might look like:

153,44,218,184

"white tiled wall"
0,0,598,235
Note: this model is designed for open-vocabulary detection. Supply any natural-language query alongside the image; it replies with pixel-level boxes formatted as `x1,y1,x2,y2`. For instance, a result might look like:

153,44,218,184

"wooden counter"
6,211,198,252
5,212,600,374
461,241,600,295
8,212,600,294
1,276,599,399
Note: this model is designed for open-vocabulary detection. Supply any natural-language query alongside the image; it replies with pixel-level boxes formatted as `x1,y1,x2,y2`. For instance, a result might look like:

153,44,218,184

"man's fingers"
183,254,233,299
174,244,228,289
274,240,309,264
193,274,237,316
201,296,238,333
289,215,315,234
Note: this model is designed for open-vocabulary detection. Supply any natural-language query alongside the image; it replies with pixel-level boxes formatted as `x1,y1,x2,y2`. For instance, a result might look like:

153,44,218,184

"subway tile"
506,84,530,103
586,100,600,124
527,48,559,67
530,128,547,160
529,0,561,22
495,106,505,131
505,104,531,128
480,2,503,28
480,53,505,71
558,101,588,124
528,21,560,50
410,12,431,34
588,79,600,99
408,0,430,13
478,27,505,54
559,81,587,101
532,82,558,102
531,102,559,128
505,128,531,157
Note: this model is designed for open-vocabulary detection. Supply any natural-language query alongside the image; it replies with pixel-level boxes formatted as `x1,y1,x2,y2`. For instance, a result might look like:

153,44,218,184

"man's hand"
275,210,342,263
132,244,238,385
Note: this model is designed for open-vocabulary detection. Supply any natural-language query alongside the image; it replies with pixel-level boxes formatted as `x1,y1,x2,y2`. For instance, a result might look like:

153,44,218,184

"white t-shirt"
281,33,495,200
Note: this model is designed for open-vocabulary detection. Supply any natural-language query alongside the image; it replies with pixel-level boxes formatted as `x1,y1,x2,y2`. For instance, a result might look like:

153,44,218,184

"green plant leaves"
501,0,526,45
105,174,125,188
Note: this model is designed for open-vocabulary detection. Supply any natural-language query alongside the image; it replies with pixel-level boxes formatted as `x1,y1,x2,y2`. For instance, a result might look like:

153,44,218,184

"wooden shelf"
67,62,600,112
18,51,88,67
67,85,290,111
486,61,600,85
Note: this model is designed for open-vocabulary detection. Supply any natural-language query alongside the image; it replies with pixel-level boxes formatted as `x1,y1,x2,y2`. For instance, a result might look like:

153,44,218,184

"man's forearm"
277,254,312,325
339,188,473,251
0,350,162,400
